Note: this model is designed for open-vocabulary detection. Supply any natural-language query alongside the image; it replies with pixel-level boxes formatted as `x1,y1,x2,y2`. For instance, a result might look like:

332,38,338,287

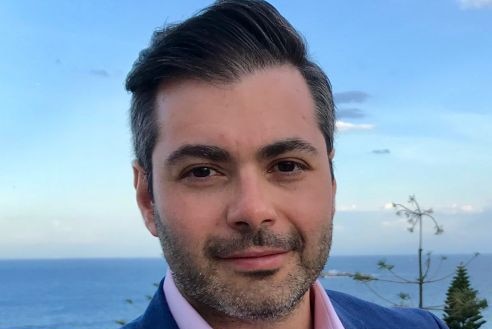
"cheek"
158,188,226,242
280,179,334,234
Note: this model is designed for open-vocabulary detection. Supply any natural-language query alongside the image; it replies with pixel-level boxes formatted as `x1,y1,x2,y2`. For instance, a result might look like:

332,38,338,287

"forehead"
153,65,326,157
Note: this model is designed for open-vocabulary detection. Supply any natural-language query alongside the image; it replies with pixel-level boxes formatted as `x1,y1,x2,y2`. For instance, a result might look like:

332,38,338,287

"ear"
132,161,158,237
328,148,335,161
328,149,337,215
328,149,337,190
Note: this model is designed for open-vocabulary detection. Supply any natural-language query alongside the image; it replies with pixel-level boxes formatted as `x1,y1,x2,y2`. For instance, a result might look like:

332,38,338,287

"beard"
154,208,332,322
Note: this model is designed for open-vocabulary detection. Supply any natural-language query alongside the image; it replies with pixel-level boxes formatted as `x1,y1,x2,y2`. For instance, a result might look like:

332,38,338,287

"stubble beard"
154,208,333,322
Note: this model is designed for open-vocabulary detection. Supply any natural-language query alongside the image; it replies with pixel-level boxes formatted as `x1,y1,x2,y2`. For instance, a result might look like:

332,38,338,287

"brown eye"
277,161,297,172
179,165,225,186
268,160,308,178
190,167,213,177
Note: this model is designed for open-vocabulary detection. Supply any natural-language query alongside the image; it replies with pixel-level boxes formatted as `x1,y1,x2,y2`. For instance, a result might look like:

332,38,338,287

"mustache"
205,228,303,258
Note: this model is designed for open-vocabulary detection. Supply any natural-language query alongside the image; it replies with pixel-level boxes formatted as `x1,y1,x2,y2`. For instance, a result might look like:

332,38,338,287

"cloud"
336,120,374,132
381,217,407,229
458,0,492,8
436,203,484,214
51,219,73,232
371,149,391,155
333,224,345,231
383,203,394,210
337,108,366,119
334,91,370,104
337,204,358,212
90,69,110,78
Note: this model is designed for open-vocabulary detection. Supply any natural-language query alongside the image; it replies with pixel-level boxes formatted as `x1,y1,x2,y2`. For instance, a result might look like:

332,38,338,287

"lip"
218,248,290,272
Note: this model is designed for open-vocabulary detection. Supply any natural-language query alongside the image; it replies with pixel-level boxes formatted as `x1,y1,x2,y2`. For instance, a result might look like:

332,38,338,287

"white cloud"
383,202,394,210
460,204,476,212
330,209,492,254
435,203,484,214
458,0,492,9
337,204,358,212
51,219,73,232
336,120,375,132
333,224,345,231
381,217,407,229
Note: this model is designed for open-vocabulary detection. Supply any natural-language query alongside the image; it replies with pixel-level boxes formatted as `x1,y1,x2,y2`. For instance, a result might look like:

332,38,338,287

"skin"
133,65,336,329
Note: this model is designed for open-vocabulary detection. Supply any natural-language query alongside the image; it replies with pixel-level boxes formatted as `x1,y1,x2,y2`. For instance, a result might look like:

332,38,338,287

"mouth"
217,248,290,272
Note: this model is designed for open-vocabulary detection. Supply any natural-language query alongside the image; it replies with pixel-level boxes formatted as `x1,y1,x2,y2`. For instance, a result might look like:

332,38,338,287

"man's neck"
195,290,313,329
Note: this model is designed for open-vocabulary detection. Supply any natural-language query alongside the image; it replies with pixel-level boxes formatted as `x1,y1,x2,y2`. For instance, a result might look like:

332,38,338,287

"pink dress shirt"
164,272,345,329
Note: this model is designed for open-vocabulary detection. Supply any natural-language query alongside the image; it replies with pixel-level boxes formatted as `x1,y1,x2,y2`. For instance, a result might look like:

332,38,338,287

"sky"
1,0,491,259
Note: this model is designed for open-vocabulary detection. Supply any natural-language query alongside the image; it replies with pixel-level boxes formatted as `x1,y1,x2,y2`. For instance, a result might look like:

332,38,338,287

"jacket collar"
138,279,361,329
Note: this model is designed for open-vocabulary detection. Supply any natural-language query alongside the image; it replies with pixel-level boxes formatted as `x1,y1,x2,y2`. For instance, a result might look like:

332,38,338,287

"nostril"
233,220,252,233
235,221,248,227
231,218,274,232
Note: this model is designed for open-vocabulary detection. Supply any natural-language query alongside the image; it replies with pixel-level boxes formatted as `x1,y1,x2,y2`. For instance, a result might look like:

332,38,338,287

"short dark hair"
126,0,335,194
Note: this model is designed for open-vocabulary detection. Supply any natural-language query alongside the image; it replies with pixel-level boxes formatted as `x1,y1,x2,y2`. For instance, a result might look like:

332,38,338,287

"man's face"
135,65,336,321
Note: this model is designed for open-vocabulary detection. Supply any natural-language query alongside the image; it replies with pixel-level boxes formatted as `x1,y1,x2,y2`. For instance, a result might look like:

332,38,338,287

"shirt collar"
312,279,346,329
164,272,213,329
164,272,345,329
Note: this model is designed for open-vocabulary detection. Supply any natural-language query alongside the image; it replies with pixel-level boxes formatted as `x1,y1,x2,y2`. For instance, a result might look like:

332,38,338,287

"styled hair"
126,0,335,193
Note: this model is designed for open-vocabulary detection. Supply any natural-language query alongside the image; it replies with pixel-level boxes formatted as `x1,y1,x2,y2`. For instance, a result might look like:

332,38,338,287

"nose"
226,170,277,232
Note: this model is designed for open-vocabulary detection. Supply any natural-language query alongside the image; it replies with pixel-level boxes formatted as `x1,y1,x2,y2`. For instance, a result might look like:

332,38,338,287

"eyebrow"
165,138,318,167
258,138,318,160
166,144,231,166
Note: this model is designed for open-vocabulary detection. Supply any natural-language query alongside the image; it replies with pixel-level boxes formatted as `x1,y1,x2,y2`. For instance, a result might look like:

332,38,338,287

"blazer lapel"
328,290,368,329
140,279,180,329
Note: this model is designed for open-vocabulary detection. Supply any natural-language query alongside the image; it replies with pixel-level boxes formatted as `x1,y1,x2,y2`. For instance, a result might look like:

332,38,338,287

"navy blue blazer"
122,279,448,329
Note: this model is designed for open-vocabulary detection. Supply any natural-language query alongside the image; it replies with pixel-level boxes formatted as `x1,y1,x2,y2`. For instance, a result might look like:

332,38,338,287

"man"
123,1,448,328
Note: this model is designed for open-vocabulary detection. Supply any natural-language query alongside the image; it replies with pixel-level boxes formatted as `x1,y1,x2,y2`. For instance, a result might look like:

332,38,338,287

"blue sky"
1,0,491,258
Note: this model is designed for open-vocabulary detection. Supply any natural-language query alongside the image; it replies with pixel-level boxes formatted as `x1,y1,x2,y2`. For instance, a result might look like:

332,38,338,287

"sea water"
0,255,490,329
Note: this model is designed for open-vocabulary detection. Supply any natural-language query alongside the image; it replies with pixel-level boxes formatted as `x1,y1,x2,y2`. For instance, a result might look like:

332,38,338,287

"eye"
184,166,219,178
276,161,298,172
269,160,307,174
178,165,226,186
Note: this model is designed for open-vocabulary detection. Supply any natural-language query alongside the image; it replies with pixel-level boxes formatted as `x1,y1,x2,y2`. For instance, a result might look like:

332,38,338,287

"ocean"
0,254,490,329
